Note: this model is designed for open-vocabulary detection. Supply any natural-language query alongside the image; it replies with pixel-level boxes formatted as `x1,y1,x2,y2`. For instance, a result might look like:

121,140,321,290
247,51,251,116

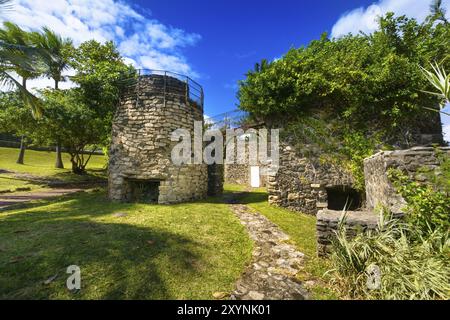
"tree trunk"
71,161,85,175
55,79,59,90
55,141,64,168
70,153,86,175
16,135,26,164
16,78,28,164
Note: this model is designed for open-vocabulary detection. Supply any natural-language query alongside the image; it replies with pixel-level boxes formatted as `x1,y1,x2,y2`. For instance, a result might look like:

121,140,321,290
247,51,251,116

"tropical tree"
238,11,450,191
421,62,450,112
0,91,37,156
0,0,11,15
430,0,449,24
0,22,44,163
31,27,73,168
35,89,104,174
0,22,42,89
0,0,44,116
68,40,135,153
29,40,134,174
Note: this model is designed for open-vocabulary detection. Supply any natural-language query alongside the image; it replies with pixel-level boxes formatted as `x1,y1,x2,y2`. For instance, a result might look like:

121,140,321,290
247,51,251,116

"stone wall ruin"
316,146,450,256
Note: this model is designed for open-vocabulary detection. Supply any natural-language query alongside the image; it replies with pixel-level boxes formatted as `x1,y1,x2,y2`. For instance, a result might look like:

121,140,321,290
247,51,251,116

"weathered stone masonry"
316,147,450,256
267,144,355,215
108,74,208,204
364,147,450,214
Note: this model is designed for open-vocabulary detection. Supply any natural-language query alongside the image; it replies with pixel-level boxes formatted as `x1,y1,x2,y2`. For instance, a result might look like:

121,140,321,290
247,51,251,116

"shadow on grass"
42,169,107,186
0,192,202,300
217,190,268,205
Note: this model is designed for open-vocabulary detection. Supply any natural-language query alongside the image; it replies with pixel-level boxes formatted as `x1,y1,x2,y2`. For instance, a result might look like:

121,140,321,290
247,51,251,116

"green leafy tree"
430,0,449,24
0,35,47,118
30,27,74,168
36,89,104,174
31,40,134,174
0,22,45,163
67,40,135,151
0,22,42,89
0,4,51,116
0,91,38,163
238,12,450,191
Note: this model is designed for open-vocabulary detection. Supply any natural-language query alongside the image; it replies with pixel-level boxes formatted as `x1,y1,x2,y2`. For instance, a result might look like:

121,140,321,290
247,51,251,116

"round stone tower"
108,70,208,204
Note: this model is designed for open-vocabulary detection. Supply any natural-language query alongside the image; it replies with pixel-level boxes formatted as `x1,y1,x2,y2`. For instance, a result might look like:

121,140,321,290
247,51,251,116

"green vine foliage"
389,165,450,235
238,13,450,192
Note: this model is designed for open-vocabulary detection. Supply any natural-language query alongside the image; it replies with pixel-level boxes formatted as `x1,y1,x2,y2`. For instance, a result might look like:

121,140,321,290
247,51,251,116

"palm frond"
30,27,73,82
420,62,450,107
0,42,48,74
0,70,43,118
0,0,13,14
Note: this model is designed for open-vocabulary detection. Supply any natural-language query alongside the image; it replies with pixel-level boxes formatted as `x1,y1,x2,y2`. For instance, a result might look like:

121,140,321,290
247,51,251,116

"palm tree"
421,62,450,116
0,22,44,164
0,0,12,14
430,0,449,24
31,28,73,168
0,0,44,117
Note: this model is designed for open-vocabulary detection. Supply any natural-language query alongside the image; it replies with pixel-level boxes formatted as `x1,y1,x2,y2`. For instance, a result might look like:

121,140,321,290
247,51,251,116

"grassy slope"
225,184,338,300
0,147,107,193
0,147,106,177
0,191,252,300
0,176,45,193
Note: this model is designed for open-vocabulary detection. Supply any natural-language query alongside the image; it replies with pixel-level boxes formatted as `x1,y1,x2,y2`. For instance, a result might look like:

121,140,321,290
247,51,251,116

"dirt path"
0,188,84,210
224,193,309,300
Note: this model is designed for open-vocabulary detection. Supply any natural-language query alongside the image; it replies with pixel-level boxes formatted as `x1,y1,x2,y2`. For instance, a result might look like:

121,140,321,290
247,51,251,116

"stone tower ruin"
108,70,208,204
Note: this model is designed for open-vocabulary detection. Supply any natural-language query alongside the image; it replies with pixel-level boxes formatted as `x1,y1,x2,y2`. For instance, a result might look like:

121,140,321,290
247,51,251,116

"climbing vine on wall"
238,12,450,192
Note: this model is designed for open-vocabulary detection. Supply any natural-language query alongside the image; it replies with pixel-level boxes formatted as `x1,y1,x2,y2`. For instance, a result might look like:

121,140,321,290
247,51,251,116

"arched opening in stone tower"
326,186,362,211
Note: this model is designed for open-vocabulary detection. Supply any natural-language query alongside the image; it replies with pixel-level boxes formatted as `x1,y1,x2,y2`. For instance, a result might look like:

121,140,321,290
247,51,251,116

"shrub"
329,215,450,300
389,166,450,235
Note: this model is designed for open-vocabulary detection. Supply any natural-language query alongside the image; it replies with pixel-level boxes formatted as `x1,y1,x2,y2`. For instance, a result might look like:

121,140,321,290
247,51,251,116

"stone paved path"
0,189,83,210
226,194,309,300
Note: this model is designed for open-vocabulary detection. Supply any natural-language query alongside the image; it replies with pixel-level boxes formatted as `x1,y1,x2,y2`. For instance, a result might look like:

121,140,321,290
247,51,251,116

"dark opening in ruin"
326,186,362,211
127,179,160,203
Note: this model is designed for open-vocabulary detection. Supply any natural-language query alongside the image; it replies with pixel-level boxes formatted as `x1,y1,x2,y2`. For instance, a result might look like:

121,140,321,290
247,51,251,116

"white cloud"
0,0,201,88
224,82,238,90
331,0,450,38
444,124,450,143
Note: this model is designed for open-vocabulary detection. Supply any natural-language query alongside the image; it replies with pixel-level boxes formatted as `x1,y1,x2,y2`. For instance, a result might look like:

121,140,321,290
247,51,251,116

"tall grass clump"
329,215,450,300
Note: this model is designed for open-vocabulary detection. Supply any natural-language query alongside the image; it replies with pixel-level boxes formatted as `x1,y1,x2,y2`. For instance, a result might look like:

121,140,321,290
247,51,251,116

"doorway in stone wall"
128,179,161,203
250,166,260,188
326,186,362,211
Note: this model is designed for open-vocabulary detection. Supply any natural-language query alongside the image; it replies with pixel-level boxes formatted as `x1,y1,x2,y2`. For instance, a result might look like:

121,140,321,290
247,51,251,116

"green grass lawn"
0,176,46,193
0,148,334,299
0,147,107,178
0,147,107,192
225,184,338,300
0,190,252,300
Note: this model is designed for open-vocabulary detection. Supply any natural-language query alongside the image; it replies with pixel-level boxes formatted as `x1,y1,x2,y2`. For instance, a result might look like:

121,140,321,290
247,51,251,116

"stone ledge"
316,209,379,257
364,147,450,163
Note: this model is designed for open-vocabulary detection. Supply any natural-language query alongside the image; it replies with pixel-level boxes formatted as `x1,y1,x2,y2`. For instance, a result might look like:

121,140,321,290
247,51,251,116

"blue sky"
130,0,379,115
2,0,449,140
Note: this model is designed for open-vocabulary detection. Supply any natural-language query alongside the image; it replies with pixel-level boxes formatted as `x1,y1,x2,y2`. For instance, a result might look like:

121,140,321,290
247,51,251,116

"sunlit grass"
0,190,252,300
0,147,106,178
224,184,339,300
0,176,46,193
